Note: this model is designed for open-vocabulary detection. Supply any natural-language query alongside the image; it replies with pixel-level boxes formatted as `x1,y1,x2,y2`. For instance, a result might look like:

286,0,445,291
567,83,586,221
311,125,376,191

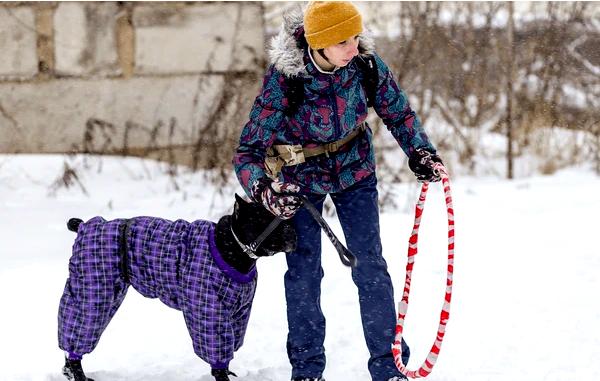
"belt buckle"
282,145,305,165
325,141,339,153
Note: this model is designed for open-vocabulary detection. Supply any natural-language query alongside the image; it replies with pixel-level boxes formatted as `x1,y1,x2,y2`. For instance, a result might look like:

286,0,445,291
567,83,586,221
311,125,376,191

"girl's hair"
317,48,331,63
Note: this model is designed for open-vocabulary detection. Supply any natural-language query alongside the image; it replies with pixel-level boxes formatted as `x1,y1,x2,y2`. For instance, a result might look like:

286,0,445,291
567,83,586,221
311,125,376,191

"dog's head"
230,194,297,256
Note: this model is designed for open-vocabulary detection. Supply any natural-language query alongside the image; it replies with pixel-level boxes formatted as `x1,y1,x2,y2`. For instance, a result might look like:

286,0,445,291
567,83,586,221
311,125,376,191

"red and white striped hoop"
392,165,454,378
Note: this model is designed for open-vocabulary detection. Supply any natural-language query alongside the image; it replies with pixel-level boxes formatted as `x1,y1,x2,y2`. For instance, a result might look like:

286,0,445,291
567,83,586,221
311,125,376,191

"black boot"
62,358,94,381
211,368,238,381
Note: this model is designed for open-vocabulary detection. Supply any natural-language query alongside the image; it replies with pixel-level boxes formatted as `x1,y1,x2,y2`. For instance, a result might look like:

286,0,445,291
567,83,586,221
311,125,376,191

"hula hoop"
392,167,454,378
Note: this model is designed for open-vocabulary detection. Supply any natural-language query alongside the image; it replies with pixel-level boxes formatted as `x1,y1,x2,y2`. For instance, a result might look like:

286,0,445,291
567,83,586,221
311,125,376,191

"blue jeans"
285,174,410,381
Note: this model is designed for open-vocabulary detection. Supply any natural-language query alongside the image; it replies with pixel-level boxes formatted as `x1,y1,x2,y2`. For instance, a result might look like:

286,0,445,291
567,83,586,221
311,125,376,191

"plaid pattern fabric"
58,216,257,369
58,217,128,358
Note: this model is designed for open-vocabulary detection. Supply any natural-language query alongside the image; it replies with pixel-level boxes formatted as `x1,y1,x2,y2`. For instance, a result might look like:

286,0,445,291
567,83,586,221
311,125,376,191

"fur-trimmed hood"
268,5,376,78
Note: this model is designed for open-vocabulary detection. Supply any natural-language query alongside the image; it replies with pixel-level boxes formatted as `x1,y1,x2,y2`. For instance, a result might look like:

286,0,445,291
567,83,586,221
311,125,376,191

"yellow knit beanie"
303,1,363,49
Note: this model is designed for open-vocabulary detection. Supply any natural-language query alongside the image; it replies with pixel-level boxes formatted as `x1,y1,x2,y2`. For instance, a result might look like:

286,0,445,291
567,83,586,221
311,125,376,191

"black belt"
118,219,134,282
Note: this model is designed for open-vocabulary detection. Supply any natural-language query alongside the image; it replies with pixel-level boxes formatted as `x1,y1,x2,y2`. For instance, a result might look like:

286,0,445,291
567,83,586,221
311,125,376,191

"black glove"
408,148,445,182
250,177,303,219
211,368,237,381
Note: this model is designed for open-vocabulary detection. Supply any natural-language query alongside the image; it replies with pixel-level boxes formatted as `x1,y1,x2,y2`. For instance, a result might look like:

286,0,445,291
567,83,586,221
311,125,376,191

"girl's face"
323,35,360,67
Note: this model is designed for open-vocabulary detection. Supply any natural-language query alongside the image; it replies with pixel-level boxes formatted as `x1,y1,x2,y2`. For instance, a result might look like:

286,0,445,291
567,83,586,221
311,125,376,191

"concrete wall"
0,2,265,167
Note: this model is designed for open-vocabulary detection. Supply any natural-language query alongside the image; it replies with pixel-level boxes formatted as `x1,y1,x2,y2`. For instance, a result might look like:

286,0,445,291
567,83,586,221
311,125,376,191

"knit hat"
303,1,363,49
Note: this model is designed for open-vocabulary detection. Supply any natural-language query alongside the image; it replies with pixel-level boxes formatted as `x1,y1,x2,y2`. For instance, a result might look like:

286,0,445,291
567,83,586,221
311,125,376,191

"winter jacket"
234,10,436,195
58,216,256,370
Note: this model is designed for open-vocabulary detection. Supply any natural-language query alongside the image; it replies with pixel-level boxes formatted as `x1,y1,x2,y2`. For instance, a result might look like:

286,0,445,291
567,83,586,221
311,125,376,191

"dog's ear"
235,193,246,205
235,193,253,209
234,193,248,217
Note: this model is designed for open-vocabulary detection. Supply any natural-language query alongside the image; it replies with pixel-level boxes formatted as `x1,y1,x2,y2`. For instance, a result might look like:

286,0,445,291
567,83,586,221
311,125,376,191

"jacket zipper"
330,76,341,141
329,75,340,187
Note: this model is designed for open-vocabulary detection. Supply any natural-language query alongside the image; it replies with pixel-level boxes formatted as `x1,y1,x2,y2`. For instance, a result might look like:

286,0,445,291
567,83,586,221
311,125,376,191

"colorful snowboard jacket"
234,10,436,195
58,216,256,370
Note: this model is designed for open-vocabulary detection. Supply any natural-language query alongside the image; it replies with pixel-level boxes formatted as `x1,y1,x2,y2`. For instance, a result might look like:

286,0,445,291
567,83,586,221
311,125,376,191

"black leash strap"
298,195,358,268
233,195,357,267
252,217,284,250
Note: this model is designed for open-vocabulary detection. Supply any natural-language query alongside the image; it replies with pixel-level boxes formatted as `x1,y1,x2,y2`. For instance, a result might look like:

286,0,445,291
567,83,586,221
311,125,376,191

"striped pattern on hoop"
392,166,454,378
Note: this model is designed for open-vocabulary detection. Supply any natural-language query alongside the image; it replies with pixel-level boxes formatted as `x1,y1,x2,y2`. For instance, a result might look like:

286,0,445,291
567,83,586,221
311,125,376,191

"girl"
234,2,444,380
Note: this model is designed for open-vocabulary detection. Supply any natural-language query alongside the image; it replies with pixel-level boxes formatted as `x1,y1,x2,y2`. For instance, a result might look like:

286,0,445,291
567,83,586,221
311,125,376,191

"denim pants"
285,174,410,381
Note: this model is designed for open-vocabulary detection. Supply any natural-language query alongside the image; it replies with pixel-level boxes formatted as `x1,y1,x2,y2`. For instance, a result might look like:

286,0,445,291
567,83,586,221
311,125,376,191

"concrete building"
0,2,265,167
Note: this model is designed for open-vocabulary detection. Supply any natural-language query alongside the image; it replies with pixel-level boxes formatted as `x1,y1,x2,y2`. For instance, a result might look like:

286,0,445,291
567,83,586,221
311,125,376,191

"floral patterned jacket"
234,9,436,195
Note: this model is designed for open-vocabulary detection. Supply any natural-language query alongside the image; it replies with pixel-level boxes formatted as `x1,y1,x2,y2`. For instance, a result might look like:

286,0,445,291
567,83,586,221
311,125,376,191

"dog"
57,194,296,381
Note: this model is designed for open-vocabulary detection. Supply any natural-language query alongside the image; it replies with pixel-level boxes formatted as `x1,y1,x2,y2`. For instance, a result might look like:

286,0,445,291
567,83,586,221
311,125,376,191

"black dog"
58,194,296,381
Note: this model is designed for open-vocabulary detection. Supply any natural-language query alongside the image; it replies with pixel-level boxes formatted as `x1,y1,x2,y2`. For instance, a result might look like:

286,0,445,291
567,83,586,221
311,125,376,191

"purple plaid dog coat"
58,216,257,370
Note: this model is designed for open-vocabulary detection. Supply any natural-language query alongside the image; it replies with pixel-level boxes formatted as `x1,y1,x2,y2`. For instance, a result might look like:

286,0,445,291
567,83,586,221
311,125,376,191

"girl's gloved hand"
408,148,446,182
251,177,303,219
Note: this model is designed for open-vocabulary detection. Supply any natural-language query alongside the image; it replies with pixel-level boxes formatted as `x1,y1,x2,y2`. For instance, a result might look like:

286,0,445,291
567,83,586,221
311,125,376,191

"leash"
298,195,358,267
392,165,454,378
236,194,357,267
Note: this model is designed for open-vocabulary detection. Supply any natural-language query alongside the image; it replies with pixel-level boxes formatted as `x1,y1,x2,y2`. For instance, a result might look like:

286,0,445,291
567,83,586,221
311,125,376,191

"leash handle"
298,195,358,268
392,164,454,378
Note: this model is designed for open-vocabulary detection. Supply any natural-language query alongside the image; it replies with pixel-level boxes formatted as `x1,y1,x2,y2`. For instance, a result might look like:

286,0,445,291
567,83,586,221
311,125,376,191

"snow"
1,154,599,381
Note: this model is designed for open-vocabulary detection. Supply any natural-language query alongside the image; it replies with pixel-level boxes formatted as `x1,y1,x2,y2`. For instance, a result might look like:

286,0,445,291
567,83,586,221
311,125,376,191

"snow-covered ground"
1,154,599,381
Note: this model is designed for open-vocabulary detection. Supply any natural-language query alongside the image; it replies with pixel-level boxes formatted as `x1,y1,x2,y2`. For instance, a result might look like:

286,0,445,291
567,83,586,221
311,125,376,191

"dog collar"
230,225,260,259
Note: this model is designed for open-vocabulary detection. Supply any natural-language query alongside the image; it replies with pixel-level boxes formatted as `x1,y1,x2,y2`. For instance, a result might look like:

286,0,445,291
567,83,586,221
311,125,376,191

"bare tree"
505,2,515,179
